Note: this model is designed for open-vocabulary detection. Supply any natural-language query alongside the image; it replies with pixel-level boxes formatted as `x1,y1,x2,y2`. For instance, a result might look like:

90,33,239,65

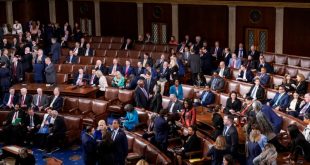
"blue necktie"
274,94,283,106
202,92,209,103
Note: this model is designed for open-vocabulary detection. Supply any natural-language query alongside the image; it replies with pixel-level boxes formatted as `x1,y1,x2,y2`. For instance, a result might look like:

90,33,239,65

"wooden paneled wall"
0,2,6,25
73,1,95,35
55,0,69,25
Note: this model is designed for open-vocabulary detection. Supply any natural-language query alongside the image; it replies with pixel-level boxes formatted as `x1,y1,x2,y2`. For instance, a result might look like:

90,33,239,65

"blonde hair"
283,74,290,83
297,73,305,82
136,159,149,165
95,70,103,77
98,120,106,126
250,129,261,143
215,136,226,150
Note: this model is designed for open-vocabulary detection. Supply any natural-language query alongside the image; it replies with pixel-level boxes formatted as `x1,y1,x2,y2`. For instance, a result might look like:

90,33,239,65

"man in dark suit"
108,58,122,75
121,38,133,50
84,43,94,56
80,37,87,49
47,87,63,112
50,38,61,64
88,68,99,86
65,50,78,64
182,125,201,153
237,65,254,83
44,57,56,85
134,62,145,77
73,68,88,86
2,88,18,109
234,43,247,59
298,93,310,119
154,54,166,69
24,108,41,145
141,53,153,67
200,47,212,75
257,56,273,73
188,49,201,84
81,126,97,165
21,47,33,72
246,78,265,101
111,119,128,165
217,61,231,79
144,71,155,94
209,71,225,91
243,55,257,70
94,60,106,75
223,115,239,157
154,110,169,151
11,55,23,84
73,42,84,56
3,104,26,145
46,110,66,153
222,48,232,66
18,88,32,109
211,41,223,60
192,36,203,53
122,60,134,78
255,67,270,87
134,79,149,110
32,88,49,111
167,94,183,114
267,85,290,111
248,45,260,61
199,84,215,107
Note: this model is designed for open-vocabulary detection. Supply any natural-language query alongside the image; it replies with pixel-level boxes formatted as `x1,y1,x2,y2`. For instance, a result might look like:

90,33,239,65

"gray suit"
209,76,225,91
188,53,201,74
32,94,49,109
45,63,56,84
167,100,183,114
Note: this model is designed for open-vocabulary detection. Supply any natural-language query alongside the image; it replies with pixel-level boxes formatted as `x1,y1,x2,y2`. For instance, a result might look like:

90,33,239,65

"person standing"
44,57,56,85
111,119,128,165
50,38,61,64
81,126,97,165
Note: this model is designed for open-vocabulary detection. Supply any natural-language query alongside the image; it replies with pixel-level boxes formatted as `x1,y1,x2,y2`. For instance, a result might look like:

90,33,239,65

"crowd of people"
0,20,310,165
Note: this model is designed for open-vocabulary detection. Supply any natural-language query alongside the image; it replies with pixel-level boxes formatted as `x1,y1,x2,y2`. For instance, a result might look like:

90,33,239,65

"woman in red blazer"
181,99,196,127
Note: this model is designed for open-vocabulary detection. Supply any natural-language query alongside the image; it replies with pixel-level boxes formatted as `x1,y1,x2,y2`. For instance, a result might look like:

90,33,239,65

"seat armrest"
68,107,78,113
81,110,92,115
185,150,203,159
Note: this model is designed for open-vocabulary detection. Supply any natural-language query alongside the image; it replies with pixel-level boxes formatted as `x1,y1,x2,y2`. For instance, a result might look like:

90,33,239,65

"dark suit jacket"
49,96,64,111
188,54,201,74
224,98,242,114
51,42,61,61
0,67,11,88
108,65,122,75
211,47,223,60
5,109,26,126
237,70,254,83
24,114,41,128
257,73,270,86
223,125,239,154
66,55,78,64
260,105,283,133
144,78,156,94
296,81,307,96
246,85,265,101
73,73,89,85
183,134,201,153
167,100,183,114
209,77,225,91
84,48,94,56
140,58,153,67
200,91,215,106
95,65,106,75
10,62,23,80
134,87,149,109
216,68,231,79
50,115,66,135
45,63,56,84
149,93,162,113
257,62,273,73
154,116,169,143
88,74,99,85
158,67,170,81
121,42,133,50
122,66,134,77
113,129,128,164
2,93,18,107
18,94,32,108
134,67,145,76
269,92,290,110
243,60,257,70
223,53,232,66
73,47,84,56
248,50,260,60
234,48,247,58
81,132,97,165
21,53,33,72
32,94,49,109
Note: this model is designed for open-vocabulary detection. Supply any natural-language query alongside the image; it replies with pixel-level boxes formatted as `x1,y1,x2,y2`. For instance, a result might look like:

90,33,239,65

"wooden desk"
2,145,32,155
12,83,98,98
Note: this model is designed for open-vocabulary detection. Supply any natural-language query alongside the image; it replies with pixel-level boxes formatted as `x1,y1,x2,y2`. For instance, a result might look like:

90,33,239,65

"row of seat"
263,52,310,68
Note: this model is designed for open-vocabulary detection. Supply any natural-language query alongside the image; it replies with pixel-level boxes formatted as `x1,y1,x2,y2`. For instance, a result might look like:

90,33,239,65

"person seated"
283,124,310,163
88,68,99,86
253,143,277,165
46,87,63,112
180,99,196,128
169,79,184,100
108,58,122,76
24,107,41,146
72,42,84,56
121,38,133,50
209,71,225,92
142,114,157,141
111,71,125,88
94,60,106,74
122,60,134,78
168,36,178,45
282,74,296,92
154,54,166,69
2,104,26,145
45,110,66,154
287,92,304,117
217,61,231,79
18,88,32,109
196,84,215,107
65,50,78,64
60,36,68,48
96,70,108,97
228,53,241,69
175,125,201,165
207,135,229,165
135,35,144,44
224,91,242,115
2,88,18,109
267,85,290,111
121,104,139,131
73,68,88,86
140,53,153,68
257,56,273,73
248,45,260,60
240,96,255,117
135,61,145,77
246,78,265,101
167,94,183,116
31,88,49,111
80,37,87,49
236,64,254,83
37,108,54,150
298,93,310,119
144,33,152,44
243,55,257,70
15,148,36,165
84,43,94,56
303,113,310,143
293,73,308,96
234,43,247,59
157,61,170,95
222,154,235,165
254,67,270,87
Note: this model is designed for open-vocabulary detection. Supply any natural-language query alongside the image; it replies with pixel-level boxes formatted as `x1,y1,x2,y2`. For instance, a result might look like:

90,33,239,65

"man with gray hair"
44,57,56,85
18,88,32,108
32,88,49,111
299,93,310,120
167,94,183,114
46,110,66,154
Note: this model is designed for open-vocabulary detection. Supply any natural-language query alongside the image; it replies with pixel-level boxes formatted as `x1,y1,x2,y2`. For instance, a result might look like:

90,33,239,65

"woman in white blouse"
287,92,304,117
96,70,108,97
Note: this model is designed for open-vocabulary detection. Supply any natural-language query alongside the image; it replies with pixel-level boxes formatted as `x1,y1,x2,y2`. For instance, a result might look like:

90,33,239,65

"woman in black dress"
97,129,114,165
224,91,242,115
149,85,162,113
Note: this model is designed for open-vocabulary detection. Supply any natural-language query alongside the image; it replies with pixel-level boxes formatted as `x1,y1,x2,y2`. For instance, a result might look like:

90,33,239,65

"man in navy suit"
108,58,122,75
154,109,169,152
72,42,84,56
65,50,78,64
255,67,270,87
237,65,254,83
18,88,32,109
81,126,97,165
199,84,215,107
2,88,18,109
88,68,99,86
246,78,265,101
11,56,23,84
50,38,61,64
248,45,260,61
111,119,128,165
94,60,106,75
257,56,273,73
299,93,310,119
234,43,247,59
134,62,145,77
73,68,88,86
267,85,290,111
217,61,231,79
46,87,63,112
223,115,239,157
84,43,94,56
211,41,223,60
122,60,134,78
134,79,149,110
121,38,133,50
